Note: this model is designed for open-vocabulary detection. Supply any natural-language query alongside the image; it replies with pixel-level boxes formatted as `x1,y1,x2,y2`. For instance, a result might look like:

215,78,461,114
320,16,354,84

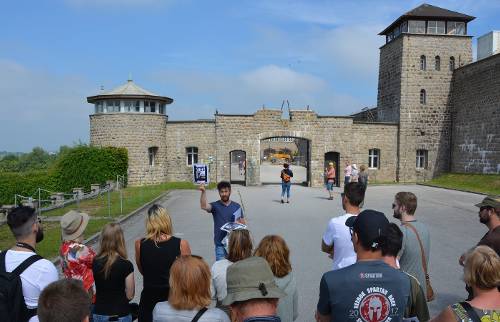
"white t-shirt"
322,213,357,270
3,250,59,309
211,259,232,302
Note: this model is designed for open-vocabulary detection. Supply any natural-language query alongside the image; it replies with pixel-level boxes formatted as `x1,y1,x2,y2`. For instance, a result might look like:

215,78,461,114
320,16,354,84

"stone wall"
450,53,500,173
90,113,168,185
165,121,217,182
211,109,398,187
378,34,473,181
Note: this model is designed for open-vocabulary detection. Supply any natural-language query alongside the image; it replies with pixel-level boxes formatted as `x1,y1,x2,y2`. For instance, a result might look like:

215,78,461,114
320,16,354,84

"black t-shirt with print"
317,260,411,322
93,256,134,316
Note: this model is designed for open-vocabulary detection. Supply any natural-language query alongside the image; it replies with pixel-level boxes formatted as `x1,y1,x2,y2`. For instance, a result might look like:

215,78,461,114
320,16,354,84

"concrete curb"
51,191,171,265
416,183,487,196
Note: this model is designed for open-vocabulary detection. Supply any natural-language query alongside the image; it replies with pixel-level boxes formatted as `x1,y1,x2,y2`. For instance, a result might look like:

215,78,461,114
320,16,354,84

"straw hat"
60,210,89,241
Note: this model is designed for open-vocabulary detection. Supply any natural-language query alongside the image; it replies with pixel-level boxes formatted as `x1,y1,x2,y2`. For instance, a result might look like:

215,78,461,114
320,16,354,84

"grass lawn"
1,181,215,259
427,173,500,195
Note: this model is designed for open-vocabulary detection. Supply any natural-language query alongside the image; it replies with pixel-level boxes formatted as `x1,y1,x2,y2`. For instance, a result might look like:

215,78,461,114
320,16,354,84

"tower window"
135,101,140,112
447,22,465,35
368,149,380,169
435,56,441,71
124,101,132,112
416,150,428,169
449,57,455,71
427,21,445,34
408,20,425,34
420,55,426,71
420,89,426,105
186,147,198,166
148,147,158,167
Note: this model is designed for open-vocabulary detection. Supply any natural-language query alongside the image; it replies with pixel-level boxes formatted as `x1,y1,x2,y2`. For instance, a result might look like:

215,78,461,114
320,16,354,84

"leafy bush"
0,146,128,205
52,146,128,192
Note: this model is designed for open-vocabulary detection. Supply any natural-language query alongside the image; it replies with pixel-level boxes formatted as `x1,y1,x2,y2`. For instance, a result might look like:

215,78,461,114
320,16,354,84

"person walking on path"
280,163,293,203
153,256,230,322
358,165,368,191
343,161,352,186
350,164,359,183
431,246,500,322
59,210,96,300
324,162,336,200
135,204,191,322
315,210,411,322
254,235,299,322
321,182,365,270
393,192,431,298
92,223,135,322
200,181,246,261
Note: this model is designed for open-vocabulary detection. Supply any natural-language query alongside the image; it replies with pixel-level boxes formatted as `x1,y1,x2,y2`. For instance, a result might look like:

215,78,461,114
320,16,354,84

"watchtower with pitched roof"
377,3,475,181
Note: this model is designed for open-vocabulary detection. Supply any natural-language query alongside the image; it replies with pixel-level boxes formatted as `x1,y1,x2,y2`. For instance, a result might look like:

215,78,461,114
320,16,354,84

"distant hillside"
0,151,25,159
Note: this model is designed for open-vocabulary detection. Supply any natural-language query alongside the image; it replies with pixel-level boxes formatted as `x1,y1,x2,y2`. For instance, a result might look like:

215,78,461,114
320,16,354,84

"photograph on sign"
193,164,209,184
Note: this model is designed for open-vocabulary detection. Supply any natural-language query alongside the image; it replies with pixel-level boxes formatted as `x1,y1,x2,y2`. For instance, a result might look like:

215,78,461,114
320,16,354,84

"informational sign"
193,163,209,184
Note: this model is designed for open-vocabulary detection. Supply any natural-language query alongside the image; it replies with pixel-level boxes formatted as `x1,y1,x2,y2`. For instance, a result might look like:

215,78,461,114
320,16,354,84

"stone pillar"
73,188,84,199
91,184,100,194
50,193,65,206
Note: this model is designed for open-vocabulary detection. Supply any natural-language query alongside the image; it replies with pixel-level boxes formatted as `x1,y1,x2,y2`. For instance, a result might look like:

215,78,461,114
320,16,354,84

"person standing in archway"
343,161,352,186
325,162,336,200
280,163,293,204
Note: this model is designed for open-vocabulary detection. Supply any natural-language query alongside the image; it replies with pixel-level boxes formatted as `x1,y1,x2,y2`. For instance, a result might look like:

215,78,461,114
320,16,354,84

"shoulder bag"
191,307,208,322
402,222,435,302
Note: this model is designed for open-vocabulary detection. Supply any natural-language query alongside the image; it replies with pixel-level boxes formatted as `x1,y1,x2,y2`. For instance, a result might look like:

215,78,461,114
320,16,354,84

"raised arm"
134,239,143,275
199,184,212,212
180,239,192,256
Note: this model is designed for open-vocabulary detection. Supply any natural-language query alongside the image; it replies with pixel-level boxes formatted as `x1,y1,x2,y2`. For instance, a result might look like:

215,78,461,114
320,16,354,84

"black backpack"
0,251,43,322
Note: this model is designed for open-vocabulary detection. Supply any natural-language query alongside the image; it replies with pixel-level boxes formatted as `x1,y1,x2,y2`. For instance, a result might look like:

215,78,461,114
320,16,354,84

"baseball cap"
345,209,389,249
222,256,285,305
474,196,500,209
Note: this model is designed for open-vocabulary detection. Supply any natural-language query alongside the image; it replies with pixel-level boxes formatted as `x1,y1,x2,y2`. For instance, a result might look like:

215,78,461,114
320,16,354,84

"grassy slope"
427,173,500,195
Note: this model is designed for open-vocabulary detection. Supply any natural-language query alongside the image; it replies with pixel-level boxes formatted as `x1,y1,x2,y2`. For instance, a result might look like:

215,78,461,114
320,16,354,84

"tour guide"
200,181,246,261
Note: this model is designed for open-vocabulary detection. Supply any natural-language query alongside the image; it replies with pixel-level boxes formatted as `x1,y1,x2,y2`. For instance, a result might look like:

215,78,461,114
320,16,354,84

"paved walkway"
116,184,485,320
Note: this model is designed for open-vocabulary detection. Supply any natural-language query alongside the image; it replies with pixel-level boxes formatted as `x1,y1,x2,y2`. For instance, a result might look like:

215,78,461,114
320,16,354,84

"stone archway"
259,131,312,186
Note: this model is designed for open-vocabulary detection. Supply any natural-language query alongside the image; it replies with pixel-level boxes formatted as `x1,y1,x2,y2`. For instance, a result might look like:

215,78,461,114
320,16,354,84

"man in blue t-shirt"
315,209,411,322
200,181,246,261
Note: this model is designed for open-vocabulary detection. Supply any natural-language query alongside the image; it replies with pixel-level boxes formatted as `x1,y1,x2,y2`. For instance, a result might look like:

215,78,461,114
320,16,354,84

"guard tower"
87,79,173,185
377,4,475,181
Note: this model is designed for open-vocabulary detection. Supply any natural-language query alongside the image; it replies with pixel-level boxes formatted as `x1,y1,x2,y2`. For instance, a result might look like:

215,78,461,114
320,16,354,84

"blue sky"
1,0,499,152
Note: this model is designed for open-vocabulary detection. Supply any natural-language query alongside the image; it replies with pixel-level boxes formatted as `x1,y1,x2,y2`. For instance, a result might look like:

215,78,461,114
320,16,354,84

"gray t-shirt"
399,221,430,295
317,260,411,321
153,302,230,322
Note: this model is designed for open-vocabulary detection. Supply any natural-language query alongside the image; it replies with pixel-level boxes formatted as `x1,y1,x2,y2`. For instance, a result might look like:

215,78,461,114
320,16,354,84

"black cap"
345,209,389,249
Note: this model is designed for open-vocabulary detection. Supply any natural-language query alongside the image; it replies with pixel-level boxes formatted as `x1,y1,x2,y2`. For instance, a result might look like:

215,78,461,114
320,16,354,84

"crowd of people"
1,180,499,322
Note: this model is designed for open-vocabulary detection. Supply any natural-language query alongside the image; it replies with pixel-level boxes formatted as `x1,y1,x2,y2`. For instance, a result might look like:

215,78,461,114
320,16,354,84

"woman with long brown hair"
153,256,229,321
92,223,135,322
211,229,253,309
254,235,298,322
135,204,191,322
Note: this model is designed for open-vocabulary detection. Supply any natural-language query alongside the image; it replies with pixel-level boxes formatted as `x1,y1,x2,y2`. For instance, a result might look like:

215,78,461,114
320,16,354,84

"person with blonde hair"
135,204,191,322
254,235,298,322
153,256,230,322
211,229,253,312
431,245,500,321
92,223,135,322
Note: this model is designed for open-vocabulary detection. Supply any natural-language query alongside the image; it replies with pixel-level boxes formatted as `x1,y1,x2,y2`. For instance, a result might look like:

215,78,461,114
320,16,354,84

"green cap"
222,256,285,306
475,196,500,208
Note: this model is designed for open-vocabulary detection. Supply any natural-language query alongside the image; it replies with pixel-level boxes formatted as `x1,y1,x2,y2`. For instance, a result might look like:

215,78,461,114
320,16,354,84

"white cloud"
0,59,92,152
150,65,363,119
241,65,326,94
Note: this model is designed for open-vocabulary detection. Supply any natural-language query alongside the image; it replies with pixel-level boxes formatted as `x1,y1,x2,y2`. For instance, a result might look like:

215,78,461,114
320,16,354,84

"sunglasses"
480,206,492,212
349,227,354,236
392,203,397,209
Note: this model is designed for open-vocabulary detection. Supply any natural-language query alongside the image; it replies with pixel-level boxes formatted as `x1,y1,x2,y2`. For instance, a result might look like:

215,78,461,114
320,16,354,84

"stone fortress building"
88,4,500,187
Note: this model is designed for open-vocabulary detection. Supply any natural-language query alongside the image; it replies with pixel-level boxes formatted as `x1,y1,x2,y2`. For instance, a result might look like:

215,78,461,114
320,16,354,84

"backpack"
281,170,291,182
0,251,43,322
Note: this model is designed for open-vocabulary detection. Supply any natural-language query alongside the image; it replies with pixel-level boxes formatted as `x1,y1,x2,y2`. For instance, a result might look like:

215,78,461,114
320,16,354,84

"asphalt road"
117,184,486,321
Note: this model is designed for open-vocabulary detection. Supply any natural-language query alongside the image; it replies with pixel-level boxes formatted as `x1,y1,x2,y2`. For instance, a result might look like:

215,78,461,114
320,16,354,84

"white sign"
193,164,209,184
